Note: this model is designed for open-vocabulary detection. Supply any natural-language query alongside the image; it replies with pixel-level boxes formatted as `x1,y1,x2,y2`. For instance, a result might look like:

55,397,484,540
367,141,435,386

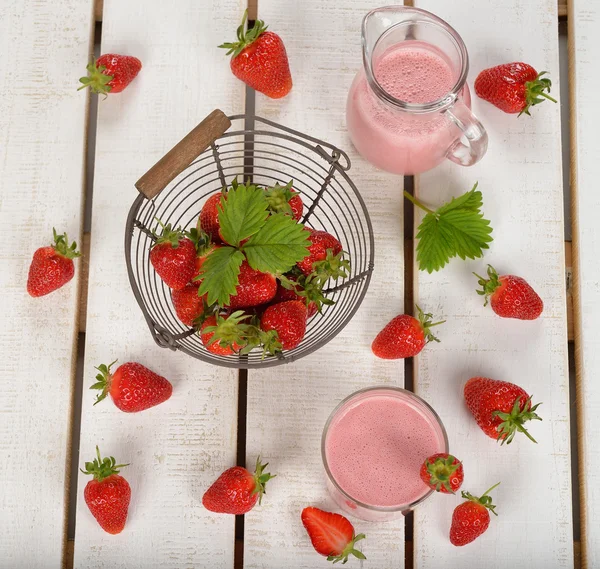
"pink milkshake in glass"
322,386,447,521
347,7,488,175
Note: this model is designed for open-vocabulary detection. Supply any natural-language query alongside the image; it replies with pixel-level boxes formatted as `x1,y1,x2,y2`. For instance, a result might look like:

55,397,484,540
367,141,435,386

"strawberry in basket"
187,178,350,356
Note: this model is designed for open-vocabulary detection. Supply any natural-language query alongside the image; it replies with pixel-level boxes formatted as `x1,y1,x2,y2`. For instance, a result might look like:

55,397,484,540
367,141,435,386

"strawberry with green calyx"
150,220,198,290
404,184,493,273
420,453,464,494
464,377,542,444
78,54,142,96
81,446,131,534
92,360,172,412
474,62,556,116
301,507,367,564
450,483,500,546
276,273,329,317
260,300,307,350
372,305,445,360
219,11,292,99
474,264,543,320
265,181,303,220
198,192,227,243
202,456,276,514
27,228,81,297
200,311,251,355
296,228,343,276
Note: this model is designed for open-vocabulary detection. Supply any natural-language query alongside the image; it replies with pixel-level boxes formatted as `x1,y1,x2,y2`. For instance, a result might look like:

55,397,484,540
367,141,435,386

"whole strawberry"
198,193,225,242
92,360,172,412
79,54,142,95
202,456,275,514
474,264,543,320
274,279,318,318
81,447,131,534
150,222,197,290
200,311,249,355
301,507,366,564
420,453,464,494
265,181,303,221
474,62,556,116
172,284,206,326
220,11,292,99
372,305,445,359
464,377,542,444
450,483,500,546
261,300,307,350
27,228,81,297
228,261,277,308
297,228,343,276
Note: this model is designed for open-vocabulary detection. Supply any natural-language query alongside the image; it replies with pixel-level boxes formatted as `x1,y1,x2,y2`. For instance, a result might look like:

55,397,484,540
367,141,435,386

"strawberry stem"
403,191,436,215
416,304,445,343
78,60,113,96
218,10,269,57
251,456,276,505
90,360,118,405
473,264,501,306
461,482,500,516
520,71,557,116
327,532,367,564
492,395,542,445
424,454,461,493
52,228,81,259
80,446,129,482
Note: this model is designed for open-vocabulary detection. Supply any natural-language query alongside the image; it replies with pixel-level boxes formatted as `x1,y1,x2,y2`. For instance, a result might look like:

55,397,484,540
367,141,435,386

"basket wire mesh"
125,114,374,368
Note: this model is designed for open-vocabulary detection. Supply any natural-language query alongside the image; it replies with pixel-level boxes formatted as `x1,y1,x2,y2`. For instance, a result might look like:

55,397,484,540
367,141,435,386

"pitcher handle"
444,100,488,167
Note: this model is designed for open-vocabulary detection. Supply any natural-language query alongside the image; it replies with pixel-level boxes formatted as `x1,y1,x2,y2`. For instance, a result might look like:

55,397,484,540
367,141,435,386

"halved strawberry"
301,507,366,564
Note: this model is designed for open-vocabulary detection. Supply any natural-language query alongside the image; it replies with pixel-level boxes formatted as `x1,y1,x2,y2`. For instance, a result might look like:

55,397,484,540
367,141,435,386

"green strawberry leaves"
198,247,245,306
243,213,311,274
197,179,311,306
406,183,494,273
218,181,269,247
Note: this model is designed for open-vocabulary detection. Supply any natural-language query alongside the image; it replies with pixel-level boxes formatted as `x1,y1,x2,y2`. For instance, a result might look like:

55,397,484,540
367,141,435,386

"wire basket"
125,109,374,369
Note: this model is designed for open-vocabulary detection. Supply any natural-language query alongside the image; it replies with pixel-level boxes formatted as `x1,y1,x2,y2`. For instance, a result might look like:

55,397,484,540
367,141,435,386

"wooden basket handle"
135,109,232,199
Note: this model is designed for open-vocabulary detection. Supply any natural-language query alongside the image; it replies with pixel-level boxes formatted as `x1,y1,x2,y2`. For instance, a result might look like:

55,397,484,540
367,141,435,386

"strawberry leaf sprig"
197,180,311,306
405,183,494,273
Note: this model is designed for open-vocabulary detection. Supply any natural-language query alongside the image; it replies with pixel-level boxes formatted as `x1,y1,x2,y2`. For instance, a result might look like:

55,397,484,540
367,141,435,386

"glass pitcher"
347,6,487,175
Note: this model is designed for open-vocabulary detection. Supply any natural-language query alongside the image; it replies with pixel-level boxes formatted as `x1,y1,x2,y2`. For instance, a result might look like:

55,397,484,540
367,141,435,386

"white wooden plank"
244,2,405,567
0,1,93,566
411,1,572,567
571,1,600,566
73,1,244,567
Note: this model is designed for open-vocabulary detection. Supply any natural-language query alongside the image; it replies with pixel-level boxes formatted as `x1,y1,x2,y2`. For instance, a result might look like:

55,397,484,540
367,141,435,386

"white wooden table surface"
0,0,593,567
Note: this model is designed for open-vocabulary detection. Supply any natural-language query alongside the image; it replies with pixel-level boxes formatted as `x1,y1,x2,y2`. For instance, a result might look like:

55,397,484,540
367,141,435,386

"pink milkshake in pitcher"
347,7,488,175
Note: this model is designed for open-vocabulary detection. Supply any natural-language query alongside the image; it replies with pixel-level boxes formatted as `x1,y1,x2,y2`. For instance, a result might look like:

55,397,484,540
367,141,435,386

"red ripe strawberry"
474,62,556,116
92,361,172,413
228,261,277,309
371,305,445,360
79,54,142,95
297,228,343,275
450,483,500,546
420,453,464,494
474,264,543,320
198,193,225,242
464,377,542,444
220,11,292,99
200,312,248,355
265,182,303,221
81,447,131,534
260,300,307,350
172,284,206,326
202,456,275,514
192,242,220,285
150,222,197,290
27,228,81,297
274,281,317,318
301,507,366,564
